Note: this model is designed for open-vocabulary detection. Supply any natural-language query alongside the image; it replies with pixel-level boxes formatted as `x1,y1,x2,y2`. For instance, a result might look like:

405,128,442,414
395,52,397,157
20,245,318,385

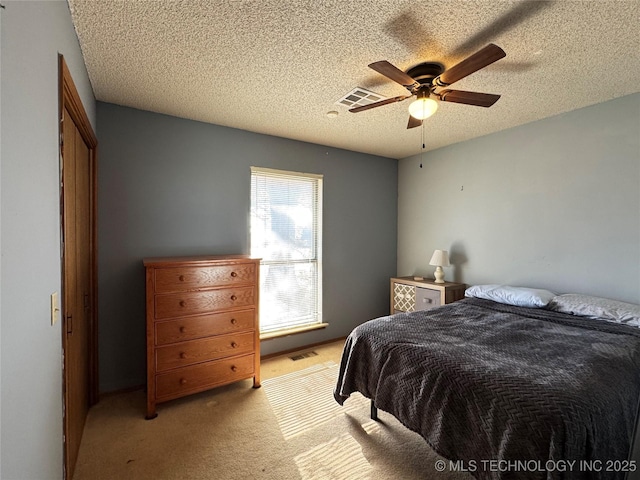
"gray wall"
398,94,640,304
1,1,96,478
97,102,398,392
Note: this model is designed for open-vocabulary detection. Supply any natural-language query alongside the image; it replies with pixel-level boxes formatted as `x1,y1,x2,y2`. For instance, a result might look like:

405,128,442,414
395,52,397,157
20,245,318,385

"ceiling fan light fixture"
408,97,438,120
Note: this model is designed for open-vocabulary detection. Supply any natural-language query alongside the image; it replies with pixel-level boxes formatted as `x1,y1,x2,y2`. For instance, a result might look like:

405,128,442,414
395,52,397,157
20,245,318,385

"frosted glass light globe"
408,97,438,120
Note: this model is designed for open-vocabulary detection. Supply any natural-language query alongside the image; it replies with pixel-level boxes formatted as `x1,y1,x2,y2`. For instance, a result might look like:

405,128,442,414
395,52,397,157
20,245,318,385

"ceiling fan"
350,44,506,129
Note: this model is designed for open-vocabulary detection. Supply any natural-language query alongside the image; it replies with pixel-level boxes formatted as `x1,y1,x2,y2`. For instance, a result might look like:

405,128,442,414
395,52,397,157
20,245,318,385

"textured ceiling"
68,0,640,159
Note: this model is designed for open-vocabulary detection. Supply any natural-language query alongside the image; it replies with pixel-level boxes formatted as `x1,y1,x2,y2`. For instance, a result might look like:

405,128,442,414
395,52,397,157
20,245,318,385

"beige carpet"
73,342,471,480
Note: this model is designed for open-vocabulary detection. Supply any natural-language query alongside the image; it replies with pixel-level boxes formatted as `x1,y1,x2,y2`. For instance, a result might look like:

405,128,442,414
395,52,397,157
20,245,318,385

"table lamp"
429,250,450,283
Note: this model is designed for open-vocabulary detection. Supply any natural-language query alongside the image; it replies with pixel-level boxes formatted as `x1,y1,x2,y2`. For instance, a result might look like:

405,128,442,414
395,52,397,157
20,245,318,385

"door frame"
59,54,99,475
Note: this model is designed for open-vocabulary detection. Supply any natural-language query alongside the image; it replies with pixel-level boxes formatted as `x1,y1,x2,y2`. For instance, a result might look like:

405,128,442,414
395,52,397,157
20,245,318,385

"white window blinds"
250,167,323,333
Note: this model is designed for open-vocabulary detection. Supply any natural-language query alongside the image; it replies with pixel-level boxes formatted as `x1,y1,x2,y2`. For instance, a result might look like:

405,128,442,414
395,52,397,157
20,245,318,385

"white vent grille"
336,87,387,109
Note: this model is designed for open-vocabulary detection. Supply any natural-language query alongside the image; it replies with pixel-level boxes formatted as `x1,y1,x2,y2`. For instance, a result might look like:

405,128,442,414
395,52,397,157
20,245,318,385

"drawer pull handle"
180,378,187,385
179,326,186,333
230,295,237,301
231,342,238,349
180,352,187,359
231,271,238,278
179,300,186,307
231,365,238,372
230,318,237,325
178,275,185,281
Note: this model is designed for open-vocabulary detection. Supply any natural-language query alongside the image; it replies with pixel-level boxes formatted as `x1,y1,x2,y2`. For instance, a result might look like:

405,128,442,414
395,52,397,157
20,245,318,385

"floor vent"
336,87,387,109
289,351,318,361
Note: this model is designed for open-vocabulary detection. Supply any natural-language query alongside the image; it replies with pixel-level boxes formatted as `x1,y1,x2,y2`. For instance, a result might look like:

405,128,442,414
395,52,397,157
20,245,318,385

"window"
250,167,323,336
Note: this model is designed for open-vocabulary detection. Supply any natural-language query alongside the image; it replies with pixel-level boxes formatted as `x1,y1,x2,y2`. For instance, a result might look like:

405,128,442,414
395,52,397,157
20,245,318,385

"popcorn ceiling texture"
68,0,639,159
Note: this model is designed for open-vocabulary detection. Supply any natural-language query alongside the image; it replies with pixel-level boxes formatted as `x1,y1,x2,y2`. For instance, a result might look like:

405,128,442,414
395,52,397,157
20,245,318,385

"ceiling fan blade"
349,95,411,113
438,89,501,107
434,44,506,87
407,115,422,129
368,61,420,90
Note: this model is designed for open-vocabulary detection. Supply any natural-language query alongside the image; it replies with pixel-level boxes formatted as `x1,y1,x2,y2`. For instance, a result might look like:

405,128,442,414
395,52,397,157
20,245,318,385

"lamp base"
433,266,445,283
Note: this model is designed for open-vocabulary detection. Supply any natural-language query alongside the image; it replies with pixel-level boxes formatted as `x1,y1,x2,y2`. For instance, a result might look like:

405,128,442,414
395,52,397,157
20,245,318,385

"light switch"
51,292,60,326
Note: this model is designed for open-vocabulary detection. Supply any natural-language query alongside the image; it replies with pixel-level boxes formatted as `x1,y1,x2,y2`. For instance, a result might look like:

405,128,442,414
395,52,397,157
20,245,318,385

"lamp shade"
429,249,450,267
408,97,438,120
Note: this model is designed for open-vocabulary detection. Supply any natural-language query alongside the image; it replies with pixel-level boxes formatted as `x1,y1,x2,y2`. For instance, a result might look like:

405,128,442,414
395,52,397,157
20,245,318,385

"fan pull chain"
420,120,425,168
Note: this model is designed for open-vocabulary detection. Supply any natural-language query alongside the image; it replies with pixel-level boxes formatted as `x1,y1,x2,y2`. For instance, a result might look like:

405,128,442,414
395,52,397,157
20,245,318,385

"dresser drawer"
155,286,255,319
155,332,255,372
416,287,441,311
155,309,255,345
156,354,255,401
154,263,256,293
393,283,416,312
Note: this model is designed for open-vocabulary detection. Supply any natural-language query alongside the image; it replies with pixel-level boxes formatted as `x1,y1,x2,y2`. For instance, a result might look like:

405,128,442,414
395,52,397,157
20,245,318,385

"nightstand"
390,277,466,314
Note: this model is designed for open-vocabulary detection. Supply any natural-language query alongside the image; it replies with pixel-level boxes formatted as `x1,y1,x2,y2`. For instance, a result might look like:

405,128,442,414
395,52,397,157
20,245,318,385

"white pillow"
548,294,640,326
465,284,556,308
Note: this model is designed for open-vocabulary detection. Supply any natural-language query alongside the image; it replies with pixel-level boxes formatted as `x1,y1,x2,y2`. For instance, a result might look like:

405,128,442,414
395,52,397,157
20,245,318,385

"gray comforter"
334,298,640,479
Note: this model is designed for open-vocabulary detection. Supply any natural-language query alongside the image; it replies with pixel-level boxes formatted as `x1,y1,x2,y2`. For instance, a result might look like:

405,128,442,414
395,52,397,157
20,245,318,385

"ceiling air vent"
336,87,387,109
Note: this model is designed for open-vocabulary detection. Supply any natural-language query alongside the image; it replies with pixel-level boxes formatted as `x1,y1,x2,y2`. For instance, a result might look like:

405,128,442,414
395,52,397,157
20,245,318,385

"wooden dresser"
144,255,261,419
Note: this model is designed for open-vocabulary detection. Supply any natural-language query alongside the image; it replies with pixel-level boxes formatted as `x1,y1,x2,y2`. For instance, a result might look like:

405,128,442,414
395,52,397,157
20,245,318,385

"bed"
333,289,640,480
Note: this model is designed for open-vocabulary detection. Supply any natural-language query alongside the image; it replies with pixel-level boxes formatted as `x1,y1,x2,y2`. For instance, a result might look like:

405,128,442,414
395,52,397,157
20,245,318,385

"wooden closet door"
59,55,98,479
62,107,91,479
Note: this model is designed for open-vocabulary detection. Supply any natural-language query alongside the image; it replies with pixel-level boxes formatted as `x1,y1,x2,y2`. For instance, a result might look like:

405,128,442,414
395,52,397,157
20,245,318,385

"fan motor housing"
406,62,445,87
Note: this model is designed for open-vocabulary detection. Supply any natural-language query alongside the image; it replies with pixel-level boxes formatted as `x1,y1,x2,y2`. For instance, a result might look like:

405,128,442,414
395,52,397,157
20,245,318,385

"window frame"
250,166,324,338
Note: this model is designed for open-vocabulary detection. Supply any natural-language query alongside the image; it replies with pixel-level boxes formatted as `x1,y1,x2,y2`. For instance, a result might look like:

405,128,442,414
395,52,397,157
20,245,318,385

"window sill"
260,323,328,341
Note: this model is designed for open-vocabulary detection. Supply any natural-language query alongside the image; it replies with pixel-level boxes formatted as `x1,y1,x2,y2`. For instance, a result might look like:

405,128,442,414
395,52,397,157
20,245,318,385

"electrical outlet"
51,292,60,326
